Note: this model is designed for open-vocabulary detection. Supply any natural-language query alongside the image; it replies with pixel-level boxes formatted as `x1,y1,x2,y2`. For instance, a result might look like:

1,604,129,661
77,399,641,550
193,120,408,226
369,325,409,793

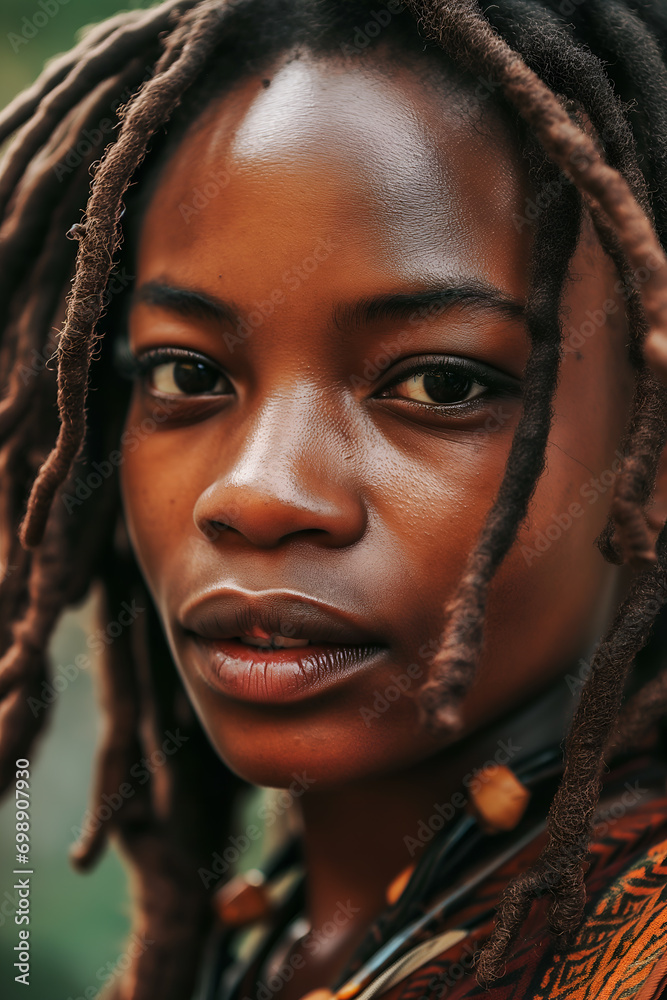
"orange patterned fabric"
389,793,667,1000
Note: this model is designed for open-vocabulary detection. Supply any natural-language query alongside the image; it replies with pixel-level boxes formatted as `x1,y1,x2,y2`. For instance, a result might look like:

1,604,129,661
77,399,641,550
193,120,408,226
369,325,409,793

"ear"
646,439,667,535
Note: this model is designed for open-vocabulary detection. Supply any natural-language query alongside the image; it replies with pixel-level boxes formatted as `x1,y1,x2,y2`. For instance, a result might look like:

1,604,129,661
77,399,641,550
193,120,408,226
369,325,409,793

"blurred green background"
0,0,154,102
0,602,135,1000
0,5,158,998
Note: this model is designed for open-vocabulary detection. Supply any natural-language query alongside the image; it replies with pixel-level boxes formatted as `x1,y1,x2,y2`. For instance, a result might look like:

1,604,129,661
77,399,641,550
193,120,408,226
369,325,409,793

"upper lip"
179,588,384,647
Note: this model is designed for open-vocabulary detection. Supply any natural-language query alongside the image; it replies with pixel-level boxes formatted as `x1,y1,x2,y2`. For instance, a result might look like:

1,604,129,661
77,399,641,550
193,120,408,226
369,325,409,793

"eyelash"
377,355,522,410
123,348,232,395
124,347,522,411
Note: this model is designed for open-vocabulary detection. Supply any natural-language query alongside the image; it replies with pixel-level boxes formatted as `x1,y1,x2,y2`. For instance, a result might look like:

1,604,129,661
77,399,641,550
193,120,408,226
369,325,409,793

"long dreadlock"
2,1,667,997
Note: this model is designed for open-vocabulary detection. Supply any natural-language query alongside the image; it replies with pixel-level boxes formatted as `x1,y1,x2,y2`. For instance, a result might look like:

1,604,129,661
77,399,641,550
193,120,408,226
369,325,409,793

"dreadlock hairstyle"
2,0,667,995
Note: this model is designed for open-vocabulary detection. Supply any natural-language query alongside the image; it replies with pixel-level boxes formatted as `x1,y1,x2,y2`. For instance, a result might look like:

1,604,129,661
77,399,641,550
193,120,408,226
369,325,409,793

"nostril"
193,482,365,548
201,520,232,541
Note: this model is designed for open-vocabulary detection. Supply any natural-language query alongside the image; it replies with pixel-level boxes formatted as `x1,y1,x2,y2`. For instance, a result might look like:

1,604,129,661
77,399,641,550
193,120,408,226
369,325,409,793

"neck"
297,680,573,966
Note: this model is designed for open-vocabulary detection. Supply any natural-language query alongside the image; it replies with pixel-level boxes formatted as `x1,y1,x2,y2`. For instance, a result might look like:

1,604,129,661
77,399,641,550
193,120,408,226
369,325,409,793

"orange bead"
468,765,530,833
213,869,271,927
386,863,416,905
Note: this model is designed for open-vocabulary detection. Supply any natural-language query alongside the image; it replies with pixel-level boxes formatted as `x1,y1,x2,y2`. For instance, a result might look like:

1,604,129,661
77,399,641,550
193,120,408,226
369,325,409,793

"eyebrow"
331,281,525,332
131,281,241,326
131,278,525,332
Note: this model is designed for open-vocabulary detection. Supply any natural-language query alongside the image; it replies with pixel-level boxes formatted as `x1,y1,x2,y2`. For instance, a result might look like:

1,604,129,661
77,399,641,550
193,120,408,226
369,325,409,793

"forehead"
137,50,534,296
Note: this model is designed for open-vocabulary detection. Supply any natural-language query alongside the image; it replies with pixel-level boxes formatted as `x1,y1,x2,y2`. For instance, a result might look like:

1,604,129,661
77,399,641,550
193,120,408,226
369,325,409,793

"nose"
192,400,367,549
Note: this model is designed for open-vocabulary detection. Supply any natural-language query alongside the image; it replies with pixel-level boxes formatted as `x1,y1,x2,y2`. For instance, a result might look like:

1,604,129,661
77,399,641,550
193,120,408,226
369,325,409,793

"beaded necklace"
201,747,667,1000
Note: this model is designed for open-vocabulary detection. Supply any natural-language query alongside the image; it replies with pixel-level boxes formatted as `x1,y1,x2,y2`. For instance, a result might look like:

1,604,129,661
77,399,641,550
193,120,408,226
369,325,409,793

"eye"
128,349,233,397
377,355,520,410
151,359,229,396
388,369,487,406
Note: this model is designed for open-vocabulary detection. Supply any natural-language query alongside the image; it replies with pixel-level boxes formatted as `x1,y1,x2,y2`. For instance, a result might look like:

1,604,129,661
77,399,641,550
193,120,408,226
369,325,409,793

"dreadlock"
1,0,667,996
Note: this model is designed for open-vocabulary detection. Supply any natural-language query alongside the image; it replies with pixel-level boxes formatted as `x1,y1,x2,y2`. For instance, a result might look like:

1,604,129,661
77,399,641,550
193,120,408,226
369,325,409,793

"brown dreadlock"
2,0,667,996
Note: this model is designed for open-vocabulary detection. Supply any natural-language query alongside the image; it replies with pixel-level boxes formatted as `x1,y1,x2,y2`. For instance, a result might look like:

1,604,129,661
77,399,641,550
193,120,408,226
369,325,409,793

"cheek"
373,414,617,719
462,466,619,733
461,302,633,725
118,399,200,608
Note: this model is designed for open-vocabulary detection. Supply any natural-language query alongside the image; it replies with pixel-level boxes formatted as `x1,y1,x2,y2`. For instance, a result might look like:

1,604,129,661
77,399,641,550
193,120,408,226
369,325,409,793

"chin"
196,702,444,790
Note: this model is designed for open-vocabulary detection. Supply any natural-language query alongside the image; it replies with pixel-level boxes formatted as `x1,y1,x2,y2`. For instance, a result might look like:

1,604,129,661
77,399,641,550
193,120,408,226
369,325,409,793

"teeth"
239,634,311,649
273,635,311,648
240,636,273,648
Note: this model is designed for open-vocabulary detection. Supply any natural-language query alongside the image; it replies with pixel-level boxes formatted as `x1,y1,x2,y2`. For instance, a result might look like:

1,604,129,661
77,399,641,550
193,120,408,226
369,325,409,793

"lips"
178,589,387,704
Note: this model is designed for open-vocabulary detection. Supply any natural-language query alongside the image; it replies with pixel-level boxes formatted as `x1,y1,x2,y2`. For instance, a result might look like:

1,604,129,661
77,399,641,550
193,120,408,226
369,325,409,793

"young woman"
2,1,667,998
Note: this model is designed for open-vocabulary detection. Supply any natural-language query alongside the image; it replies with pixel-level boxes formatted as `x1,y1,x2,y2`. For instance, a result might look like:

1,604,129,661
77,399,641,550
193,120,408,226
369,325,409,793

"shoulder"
380,792,667,1000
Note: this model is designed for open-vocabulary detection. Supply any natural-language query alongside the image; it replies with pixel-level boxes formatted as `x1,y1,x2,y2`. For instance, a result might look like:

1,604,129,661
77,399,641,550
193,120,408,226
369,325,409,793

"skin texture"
118,47,660,995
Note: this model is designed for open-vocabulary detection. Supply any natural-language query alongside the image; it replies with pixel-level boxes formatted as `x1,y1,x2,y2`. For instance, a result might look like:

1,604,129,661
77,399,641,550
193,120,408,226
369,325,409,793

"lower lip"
188,636,386,704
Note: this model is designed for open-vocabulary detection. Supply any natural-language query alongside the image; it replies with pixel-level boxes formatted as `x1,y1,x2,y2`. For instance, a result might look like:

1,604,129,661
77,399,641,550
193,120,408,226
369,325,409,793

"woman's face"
120,49,635,788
